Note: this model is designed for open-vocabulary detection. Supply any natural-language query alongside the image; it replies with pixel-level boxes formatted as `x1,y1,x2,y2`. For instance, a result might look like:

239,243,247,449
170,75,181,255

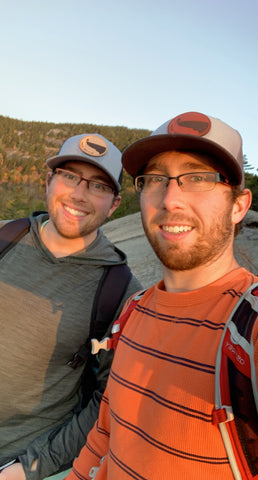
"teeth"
162,225,192,233
64,205,86,217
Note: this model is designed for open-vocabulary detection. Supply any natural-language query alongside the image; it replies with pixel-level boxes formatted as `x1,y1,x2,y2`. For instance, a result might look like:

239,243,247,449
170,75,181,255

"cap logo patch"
79,135,108,157
167,112,211,137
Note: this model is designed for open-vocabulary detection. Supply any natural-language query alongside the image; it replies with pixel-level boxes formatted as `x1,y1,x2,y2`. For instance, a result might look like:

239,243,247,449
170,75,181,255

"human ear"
107,195,122,218
232,189,252,225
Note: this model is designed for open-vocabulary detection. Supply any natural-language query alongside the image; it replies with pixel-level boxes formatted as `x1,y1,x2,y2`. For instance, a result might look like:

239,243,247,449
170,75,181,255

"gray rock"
234,210,258,273
103,210,258,289
244,209,258,228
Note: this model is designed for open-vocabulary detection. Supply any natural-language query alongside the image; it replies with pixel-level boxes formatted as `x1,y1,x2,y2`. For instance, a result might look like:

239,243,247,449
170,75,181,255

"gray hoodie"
0,212,141,479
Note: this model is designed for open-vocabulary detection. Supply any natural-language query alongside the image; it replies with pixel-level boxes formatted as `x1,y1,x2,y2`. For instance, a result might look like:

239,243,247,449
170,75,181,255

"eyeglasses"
53,168,116,197
134,172,230,195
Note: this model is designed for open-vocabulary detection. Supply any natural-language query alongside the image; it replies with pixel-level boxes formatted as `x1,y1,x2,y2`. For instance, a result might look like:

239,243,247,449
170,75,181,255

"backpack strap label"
91,289,146,355
67,264,133,369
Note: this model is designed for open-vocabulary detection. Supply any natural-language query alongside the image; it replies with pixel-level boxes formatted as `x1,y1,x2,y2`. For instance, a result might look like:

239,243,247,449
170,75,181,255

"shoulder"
127,274,142,294
229,268,258,290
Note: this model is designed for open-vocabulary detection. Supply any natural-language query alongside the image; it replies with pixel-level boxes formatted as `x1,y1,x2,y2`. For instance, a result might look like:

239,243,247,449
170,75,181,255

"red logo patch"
168,112,211,137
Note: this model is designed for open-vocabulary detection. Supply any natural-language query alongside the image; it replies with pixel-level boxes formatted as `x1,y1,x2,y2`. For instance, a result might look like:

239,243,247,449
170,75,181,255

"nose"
162,178,186,210
69,179,88,201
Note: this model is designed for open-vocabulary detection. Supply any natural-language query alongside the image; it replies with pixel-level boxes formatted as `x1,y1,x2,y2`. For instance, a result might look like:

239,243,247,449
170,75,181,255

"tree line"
0,114,257,220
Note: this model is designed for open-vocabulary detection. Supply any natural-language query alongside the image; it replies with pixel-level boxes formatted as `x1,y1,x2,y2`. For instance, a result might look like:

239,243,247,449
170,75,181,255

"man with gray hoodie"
0,134,141,480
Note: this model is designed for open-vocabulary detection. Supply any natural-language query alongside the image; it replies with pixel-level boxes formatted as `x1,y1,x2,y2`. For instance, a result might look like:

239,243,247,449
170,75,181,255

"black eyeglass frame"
134,171,230,193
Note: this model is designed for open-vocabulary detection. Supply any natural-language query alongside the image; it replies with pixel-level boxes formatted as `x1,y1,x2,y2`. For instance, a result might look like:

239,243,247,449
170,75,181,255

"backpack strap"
90,264,132,339
212,282,258,479
0,217,31,258
0,218,135,372
0,211,48,259
67,264,133,369
91,289,146,355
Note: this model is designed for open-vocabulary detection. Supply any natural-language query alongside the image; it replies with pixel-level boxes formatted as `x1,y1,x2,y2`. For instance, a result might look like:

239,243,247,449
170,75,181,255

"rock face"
102,210,258,289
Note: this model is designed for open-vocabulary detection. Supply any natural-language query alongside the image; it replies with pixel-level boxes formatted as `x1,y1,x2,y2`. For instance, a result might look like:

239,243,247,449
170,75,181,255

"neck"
162,250,240,292
40,220,97,257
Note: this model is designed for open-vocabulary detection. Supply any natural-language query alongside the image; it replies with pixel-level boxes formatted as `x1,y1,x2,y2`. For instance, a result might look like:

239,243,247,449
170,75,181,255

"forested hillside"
0,115,151,219
0,115,257,220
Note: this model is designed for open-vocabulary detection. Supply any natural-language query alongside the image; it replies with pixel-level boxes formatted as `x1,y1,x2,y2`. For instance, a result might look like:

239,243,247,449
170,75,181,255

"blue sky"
1,0,258,172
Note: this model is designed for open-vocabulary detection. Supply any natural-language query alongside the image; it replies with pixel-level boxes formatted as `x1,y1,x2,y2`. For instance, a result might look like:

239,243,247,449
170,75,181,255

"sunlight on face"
140,151,236,271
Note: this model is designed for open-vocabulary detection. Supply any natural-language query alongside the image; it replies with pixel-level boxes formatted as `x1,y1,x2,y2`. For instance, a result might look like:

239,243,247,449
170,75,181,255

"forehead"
60,160,112,182
144,151,221,173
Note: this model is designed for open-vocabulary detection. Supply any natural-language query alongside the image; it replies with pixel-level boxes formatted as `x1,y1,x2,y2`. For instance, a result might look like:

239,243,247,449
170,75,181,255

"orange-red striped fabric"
67,267,258,480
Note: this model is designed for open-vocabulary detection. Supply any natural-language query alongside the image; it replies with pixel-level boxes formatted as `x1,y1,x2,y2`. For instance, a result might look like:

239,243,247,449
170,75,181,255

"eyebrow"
179,162,213,171
145,160,213,173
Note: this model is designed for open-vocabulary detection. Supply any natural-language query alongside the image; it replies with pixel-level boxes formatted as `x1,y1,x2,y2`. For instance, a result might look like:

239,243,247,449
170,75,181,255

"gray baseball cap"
46,133,122,191
122,111,244,187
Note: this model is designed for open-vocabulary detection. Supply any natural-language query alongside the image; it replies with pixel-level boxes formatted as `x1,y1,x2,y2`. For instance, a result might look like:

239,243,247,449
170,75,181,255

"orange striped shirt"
67,267,258,480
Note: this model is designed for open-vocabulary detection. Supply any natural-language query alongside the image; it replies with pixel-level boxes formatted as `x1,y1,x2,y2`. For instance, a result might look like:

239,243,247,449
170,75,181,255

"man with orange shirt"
65,112,258,479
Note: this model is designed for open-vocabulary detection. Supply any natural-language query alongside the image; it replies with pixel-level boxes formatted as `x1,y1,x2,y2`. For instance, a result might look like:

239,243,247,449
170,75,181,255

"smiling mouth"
64,205,87,217
162,225,192,233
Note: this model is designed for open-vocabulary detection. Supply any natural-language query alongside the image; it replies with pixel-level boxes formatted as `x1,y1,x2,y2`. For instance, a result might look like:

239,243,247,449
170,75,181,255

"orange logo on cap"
79,135,108,157
168,112,211,137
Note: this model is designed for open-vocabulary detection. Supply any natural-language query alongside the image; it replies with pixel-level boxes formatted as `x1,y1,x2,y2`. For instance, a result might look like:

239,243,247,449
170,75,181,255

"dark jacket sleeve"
18,275,142,480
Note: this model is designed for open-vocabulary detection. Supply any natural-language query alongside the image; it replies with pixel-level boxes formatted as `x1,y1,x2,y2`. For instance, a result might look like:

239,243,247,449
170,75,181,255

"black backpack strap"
0,217,31,259
67,263,132,369
90,264,132,339
228,284,258,477
213,283,258,479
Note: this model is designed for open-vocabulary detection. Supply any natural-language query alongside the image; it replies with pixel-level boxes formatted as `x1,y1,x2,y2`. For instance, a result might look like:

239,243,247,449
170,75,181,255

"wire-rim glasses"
134,172,230,195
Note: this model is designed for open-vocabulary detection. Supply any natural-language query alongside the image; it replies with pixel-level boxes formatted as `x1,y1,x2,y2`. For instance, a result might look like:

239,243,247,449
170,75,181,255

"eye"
189,174,207,183
63,171,77,181
135,174,167,192
143,174,167,187
150,175,165,184
91,182,102,190
91,182,109,192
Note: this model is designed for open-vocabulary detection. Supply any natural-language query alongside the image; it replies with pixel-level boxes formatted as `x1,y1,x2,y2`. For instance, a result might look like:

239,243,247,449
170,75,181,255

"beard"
141,208,235,272
46,196,110,240
50,211,107,239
